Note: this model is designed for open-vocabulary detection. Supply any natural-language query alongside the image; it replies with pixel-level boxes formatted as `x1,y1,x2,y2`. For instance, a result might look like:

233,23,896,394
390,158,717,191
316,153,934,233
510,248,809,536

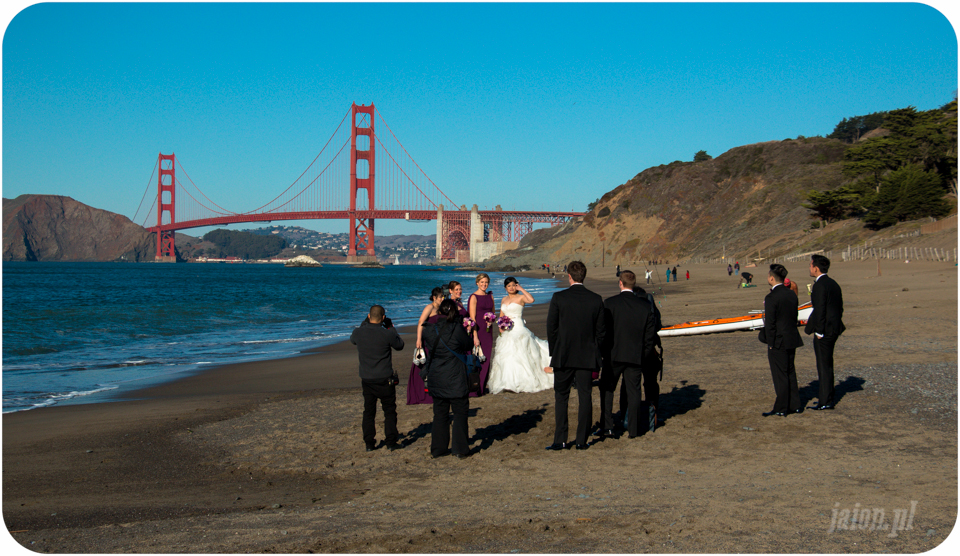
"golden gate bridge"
133,103,583,262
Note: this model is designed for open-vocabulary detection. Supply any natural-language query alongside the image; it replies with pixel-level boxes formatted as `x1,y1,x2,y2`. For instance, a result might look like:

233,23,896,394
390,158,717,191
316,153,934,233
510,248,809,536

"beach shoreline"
4,261,957,553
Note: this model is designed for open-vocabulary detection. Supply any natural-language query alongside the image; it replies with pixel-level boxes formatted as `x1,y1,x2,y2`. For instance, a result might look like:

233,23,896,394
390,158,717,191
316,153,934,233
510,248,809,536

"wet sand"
3,261,957,553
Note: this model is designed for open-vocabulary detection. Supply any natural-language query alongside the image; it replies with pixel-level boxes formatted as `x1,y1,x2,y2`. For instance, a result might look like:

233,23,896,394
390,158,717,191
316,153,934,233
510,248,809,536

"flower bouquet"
497,315,514,332
462,317,476,331
483,312,497,331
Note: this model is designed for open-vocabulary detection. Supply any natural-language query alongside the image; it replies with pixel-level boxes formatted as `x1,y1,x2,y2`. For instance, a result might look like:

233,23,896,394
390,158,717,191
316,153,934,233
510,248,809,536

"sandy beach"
3,260,957,553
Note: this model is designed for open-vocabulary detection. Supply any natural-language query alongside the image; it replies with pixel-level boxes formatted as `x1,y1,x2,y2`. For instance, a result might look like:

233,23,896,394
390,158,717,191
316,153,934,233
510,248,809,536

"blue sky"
3,2,957,238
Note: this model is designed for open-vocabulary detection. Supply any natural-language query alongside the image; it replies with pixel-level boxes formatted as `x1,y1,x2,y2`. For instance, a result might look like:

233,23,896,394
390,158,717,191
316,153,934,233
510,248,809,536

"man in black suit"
350,305,405,451
762,264,804,417
545,260,606,450
805,254,845,410
598,270,659,438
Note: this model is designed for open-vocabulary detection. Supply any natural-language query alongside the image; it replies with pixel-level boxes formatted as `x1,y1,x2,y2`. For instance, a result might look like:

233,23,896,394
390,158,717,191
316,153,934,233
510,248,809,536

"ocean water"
2,262,562,413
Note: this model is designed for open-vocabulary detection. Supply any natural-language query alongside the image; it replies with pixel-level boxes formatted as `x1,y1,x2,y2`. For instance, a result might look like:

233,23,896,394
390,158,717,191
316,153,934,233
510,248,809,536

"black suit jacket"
603,291,659,365
804,274,845,337
350,321,405,381
764,285,804,350
547,284,606,369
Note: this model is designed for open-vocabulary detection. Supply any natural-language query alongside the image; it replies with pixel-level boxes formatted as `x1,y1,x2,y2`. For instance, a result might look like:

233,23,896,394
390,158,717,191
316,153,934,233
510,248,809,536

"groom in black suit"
805,254,845,410
598,270,660,438
545,261,606,450
762,264,804,417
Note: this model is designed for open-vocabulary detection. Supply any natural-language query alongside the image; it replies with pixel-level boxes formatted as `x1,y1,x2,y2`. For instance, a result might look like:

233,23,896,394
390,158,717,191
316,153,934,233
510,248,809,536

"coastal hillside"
488,136,955,269
2,195,155,262
488,137,851,268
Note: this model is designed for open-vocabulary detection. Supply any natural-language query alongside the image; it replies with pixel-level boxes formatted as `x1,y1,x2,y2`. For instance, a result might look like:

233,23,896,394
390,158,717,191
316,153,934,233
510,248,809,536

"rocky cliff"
3,195,156,262
487,137,852,268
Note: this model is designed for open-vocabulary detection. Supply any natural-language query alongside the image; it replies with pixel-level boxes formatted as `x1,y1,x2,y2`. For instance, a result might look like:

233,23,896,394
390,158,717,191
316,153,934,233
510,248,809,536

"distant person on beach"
784,277,799,296
407,287,445,405
672,267,677,282
761,264,803,417
488,277,553,394
740,272,753,287
616,264,621,277
420,299,474,459
645,269,652,284
545,261,605,451
598,270,659,439
805,254,845,411
468,273,494,396
728,264,733,276
685,270,690,280
666,268,671,283
351,305,405,452
735,262,740,275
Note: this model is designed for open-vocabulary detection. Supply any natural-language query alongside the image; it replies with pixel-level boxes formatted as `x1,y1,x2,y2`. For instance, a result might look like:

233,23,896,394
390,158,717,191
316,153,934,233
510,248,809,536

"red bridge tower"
348,103,377,262
156,153,177,262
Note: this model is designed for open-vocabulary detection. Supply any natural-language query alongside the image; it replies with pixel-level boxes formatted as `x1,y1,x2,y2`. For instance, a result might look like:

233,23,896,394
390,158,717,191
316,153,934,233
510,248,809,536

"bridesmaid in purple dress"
406,287,445,405
447,281,469,318
468,273,495,396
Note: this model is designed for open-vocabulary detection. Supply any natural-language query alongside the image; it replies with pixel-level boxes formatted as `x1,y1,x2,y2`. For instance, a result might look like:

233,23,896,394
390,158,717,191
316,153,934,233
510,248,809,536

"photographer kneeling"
350,305,404,452
420,299,473,459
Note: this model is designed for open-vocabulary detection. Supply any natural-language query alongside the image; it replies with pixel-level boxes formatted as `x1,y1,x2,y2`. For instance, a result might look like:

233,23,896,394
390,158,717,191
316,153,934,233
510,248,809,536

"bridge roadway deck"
148,210,584,233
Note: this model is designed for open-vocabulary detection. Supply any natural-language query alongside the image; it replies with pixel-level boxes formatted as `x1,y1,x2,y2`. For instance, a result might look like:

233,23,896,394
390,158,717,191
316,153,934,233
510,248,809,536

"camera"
382,316,393,329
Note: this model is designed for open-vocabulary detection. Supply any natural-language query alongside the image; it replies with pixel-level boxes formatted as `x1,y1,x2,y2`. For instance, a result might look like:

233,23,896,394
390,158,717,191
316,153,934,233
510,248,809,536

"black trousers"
767,347,801,413
813,335,838,406
553,368,594,446
431,396,469,457
617,365,660,416
362,379,398,447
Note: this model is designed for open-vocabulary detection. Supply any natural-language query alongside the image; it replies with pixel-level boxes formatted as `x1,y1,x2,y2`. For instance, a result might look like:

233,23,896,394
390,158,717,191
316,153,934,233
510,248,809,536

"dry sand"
3,260,957,553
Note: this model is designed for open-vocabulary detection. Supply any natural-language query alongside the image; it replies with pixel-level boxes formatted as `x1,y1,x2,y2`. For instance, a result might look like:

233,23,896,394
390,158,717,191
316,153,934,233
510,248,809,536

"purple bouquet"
483,312,497,330
497,315,514,332
462,317,476,330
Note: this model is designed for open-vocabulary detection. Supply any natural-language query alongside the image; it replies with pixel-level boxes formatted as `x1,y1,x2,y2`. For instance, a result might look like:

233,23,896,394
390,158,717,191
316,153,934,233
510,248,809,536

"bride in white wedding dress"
488,277,554,394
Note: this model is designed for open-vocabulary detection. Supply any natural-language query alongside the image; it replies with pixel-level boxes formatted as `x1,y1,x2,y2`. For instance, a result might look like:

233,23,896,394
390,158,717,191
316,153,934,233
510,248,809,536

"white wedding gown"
488,303,554,394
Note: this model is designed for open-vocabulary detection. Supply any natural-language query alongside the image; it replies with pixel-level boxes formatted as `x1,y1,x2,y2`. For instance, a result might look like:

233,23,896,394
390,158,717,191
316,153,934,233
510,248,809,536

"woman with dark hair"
406,287,445,405
447,281,468,318
488,277,553,394
761,264,803,417
468,273,494,396
420,299,473,458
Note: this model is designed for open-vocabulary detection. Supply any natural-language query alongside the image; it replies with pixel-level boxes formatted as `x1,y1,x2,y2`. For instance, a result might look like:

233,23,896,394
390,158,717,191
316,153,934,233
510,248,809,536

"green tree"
864,164,951,228
827,111,887,143
802,187,863,223
693,150,712,162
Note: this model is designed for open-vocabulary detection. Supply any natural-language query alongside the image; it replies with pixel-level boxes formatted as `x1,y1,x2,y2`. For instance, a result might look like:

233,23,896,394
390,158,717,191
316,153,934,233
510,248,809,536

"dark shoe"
386,442,402,451
575,443,589,450
545,443,569,451
762,411,787,417
365,444,377,452
600,429,619,439
809,404,835,411
454,453,469,459
791,408,804,414
432,450,451,459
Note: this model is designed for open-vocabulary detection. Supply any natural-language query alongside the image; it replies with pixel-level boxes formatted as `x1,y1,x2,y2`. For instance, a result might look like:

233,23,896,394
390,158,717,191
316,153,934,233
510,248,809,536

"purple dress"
407,314,440,405
469,292,495,397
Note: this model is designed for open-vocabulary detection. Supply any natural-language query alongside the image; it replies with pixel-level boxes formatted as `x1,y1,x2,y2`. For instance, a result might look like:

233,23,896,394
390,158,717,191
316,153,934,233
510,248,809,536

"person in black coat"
350,305,405,451
545,260,606,450
598,270,660,438
420,299,473,458
761,264,804,417
805,254,845,410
